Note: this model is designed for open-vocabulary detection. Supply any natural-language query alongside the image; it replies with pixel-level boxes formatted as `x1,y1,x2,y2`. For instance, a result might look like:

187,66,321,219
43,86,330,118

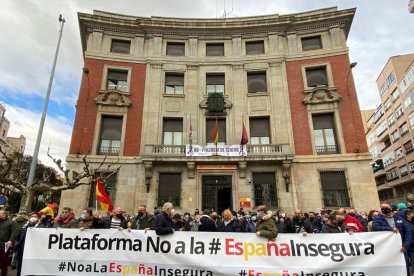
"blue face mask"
322,217,328,222
251,216,257,222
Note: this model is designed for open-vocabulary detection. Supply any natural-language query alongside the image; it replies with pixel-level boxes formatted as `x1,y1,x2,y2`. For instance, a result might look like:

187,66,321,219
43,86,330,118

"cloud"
4,103,72,172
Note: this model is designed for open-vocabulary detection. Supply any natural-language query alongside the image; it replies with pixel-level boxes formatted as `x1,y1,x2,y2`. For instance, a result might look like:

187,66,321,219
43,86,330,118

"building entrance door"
202,175,232,213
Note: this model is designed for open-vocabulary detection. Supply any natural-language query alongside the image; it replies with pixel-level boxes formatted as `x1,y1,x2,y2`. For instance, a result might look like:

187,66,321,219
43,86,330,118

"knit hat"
398,203,407,210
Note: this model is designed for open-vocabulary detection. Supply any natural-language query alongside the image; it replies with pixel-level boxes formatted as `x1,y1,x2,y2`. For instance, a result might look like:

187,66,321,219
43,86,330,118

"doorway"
202,175,232,213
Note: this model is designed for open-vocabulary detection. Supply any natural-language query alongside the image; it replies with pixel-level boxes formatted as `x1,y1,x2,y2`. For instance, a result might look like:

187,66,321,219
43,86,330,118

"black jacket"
93,215,127,229
155,212,174,235
286,218,312,233
130,213,155,230
322,220,345,233
199,215,216,232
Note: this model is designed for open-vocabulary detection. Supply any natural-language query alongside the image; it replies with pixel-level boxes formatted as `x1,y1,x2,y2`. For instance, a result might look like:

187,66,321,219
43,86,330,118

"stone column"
232,35,242,58
134,34,145,56
88,29,103,52
189,36,198,57
329,25,343,49
287,32,298,54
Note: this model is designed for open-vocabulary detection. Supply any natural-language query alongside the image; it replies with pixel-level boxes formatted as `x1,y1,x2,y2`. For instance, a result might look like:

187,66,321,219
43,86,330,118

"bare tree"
0,145,120,213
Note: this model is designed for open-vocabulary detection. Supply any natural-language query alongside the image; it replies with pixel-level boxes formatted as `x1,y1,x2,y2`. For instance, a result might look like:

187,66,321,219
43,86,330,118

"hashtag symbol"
58,262,66,271
208,238,221,254
239,270,247,276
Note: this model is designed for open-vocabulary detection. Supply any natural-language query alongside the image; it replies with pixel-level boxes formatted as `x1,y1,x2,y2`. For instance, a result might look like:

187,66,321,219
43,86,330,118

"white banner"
22,229,405,276
186,144,247,156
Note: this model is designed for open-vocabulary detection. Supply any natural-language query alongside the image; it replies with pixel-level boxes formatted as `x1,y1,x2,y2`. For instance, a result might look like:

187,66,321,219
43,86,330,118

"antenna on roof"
222,0,234,18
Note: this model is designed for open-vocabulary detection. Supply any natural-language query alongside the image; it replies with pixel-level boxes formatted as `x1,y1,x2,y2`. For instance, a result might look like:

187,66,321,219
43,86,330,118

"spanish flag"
212,117,219,144
96,178,113,212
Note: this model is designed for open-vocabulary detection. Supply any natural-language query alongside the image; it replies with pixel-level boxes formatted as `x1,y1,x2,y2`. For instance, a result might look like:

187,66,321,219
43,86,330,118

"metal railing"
144,144,288,156
98,146,120,156
316,145,340,154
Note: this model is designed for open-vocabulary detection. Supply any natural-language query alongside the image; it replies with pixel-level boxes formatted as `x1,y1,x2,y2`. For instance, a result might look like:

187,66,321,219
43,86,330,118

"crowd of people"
1,201,414,276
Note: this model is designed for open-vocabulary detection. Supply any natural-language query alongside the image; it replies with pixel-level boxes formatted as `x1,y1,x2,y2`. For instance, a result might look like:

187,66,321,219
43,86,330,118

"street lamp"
27,15,65,188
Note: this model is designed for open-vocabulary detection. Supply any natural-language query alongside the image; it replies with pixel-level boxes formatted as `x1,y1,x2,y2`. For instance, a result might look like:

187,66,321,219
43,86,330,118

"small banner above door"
186,144,247,156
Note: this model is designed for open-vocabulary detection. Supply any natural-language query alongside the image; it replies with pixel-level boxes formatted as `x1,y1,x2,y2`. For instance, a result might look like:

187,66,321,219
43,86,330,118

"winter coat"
78,218,94,229
0,219,17,243
92,215,127,229
220,219,240,232
406,219,414,252
256,211,278,239
342,214,364,232
53,214,78,228
372,213,412,250
286,218,312,233
322,220,346,233
155,212,174,235
130,213,155,230
240,220,256,233
199,215,216,232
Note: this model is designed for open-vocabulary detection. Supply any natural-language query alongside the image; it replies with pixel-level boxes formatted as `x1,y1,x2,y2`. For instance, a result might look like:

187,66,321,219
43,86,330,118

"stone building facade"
60,7,379,215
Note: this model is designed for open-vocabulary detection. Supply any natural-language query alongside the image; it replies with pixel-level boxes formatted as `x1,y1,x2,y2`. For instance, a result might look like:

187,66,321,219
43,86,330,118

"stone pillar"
268,32,280,55
239,161,247,178
287,32,298,54
232,35,242,58
134,34,145,56
329,25,343,49
88,29,103,52
153,34,163,56
189,36,198,57
187,162,195,178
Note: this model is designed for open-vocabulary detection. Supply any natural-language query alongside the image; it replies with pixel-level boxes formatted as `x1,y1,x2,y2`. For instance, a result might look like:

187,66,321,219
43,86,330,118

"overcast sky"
0,0,413,170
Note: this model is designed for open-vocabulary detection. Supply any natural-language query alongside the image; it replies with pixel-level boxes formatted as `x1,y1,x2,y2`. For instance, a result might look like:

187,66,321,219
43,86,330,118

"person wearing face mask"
53,207,77,228
348,209,368,232
127,205,155,232
322,211,347,233
255,205,277,239
285,209,312,235
337,208,363,233
155,202,175,235
14,212,44,276
304,211,322,233
373,203,411,276
93,206,126,229
78,208,94,230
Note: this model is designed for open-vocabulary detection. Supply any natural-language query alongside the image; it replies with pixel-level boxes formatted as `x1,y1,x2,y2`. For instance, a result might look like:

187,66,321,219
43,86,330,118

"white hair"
162,202,173,212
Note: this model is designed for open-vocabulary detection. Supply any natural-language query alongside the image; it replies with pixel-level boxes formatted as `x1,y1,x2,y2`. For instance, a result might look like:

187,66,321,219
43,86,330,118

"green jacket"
256,211,278,239
131,213,155,230
0,219,17,243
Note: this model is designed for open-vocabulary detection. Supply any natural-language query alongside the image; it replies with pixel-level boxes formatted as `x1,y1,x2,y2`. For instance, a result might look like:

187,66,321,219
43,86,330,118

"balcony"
143,144,292,161
315,145,340,154
98,146,120,156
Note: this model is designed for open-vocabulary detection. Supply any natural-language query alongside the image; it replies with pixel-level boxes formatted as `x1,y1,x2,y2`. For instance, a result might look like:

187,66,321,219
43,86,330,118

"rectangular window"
409,113,414,129
247,72,267,93
89,172,117,208
166,42,185,56
391,89,399,102
320,170,350,208
404,140,413,154
246,41,264,55
387,72,396,87
165,73,184,94
384,98,391,111
380,84,387,97
386,168,399,181
158,173,181,207
404,93,413,109
107,70,128,92
110,40,131,54
388,114,395,127
301,36,322,51
206,43,224,56
206,118,226,143
253,172,277,207
206,74,225,95
249,118,270,145
98,116,122,155
306,67,328,87
312,114,339,154
396,105,404,118
163,118,183,145
400,123,409,136
395,147,404,159
391,130,400,142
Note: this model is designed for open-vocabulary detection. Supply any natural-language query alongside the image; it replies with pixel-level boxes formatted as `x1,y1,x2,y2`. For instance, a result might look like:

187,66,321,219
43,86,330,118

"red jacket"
343,214,364,232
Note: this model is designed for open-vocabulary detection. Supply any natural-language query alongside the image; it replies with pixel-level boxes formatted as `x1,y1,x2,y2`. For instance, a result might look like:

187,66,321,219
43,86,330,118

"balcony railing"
316,145,340,154
98,146,120,156
144,144,288,156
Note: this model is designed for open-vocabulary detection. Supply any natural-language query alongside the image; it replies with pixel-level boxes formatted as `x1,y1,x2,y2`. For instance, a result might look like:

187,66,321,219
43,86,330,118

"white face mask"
29,217,38,224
